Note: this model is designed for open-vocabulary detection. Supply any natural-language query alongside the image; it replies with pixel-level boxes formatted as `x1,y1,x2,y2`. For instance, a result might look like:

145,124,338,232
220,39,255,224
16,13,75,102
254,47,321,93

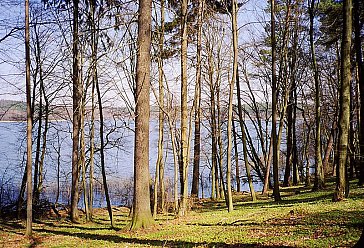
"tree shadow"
33,219,125,231
186,209,364,230
35,228,294,247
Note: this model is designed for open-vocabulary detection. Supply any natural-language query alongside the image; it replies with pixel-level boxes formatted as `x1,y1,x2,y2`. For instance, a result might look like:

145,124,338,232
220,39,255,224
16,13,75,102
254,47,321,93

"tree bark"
309,0,325,191
71,0,81,222
334,0,352,201
178,0,189,217
354,0,364,186
153,0,166,216
271,0,281,202
25,0,32,236
96,71,114,227
130,0,155,229
232,120,241,192
236,69,256,201
191,0,204,199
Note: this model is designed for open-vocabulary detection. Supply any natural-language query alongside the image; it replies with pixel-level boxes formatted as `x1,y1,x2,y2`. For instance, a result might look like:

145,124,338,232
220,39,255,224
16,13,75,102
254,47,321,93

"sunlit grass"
0,179,363,247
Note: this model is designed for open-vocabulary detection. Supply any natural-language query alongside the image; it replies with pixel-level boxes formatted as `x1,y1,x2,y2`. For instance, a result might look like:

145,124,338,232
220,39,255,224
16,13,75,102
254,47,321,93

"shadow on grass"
34,220,126,232
35,228,294,247
187,209,364,230
231,193,333,211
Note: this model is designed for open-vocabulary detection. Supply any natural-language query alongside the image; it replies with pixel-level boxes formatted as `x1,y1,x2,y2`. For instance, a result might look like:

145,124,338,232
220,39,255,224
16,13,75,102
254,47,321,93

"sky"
0,0,268,106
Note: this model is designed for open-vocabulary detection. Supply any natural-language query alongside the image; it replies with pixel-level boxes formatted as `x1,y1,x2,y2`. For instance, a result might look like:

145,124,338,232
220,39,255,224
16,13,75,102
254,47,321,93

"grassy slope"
0,180,363,248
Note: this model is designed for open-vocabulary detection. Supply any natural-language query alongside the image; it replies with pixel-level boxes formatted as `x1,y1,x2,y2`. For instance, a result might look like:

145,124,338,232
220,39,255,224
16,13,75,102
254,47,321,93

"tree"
354,0,364,186
333,0,352,201
179,0,189,217
153,0,166,217
191,0,205,199
25,0,33,237
71,0,81,223
309,0,325,191
129,0,155,230
224,0,238,212
271,0,281,202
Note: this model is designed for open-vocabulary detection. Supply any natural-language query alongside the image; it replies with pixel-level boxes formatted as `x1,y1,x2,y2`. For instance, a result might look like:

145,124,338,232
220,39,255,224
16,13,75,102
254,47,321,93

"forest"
0,0,364,247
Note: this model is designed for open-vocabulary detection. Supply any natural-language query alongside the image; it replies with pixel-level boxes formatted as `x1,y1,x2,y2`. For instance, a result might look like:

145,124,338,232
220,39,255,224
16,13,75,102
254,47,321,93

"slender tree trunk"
130,0,155,229
262,140,273,195
334,0,352,201
292,88,299,185
80,97,89,222
208,49,219,200
55,135,61,207
309,0,325,190
354,0,364,186
216,85,226,202
89,0,97,219
291,5,299,185
305,125,312,187
323,126,335,174
179,0,189,217
236,69,256,200
38,74,48,203
167,118,179,213
17,164,27,219
191,0,204,199
25,0,32,236
232,120,241,192
240,116,257,201
96,70,114,227
33,91,42,204
284,98,293,187
89,81,95,219
153,0,165,216
71,0,81,222
271,0,281,201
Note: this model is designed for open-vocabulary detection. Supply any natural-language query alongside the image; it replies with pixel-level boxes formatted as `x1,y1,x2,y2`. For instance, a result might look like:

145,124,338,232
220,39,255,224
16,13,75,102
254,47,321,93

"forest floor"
0,179,363,247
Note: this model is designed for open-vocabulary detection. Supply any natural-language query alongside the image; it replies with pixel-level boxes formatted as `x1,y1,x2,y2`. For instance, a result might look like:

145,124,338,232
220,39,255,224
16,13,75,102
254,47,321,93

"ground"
0,179,363,247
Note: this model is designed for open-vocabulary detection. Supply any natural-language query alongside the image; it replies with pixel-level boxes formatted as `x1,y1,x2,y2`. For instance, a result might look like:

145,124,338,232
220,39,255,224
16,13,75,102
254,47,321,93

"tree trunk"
38,71,49,204
309,0,325,191
191,0,204,199
33,90,42,204
25,0,32,236
178,0,189,217
153,0,165,217
262,140,273,195
71,0,81,223
354,0,364,186
80,95,89,222
334,0,352,201
271,0,281,202
167,118,179,213
89,81,95,219
236,69,256,201
283,96,293,187
305,125,312,187
96,68,114,227
89,0,97,219
130,0,155,229
232,120,240,192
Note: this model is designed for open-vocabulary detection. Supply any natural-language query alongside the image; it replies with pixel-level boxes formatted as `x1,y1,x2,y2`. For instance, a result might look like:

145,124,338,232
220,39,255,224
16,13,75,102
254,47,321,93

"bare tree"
179,0,189,217
25,0,33,237
130,0,155,229
71,0,81,222
333,0,352,201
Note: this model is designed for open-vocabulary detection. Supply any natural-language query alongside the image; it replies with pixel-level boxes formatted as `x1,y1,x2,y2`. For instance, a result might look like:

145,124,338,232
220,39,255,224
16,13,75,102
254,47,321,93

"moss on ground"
0,179,363,247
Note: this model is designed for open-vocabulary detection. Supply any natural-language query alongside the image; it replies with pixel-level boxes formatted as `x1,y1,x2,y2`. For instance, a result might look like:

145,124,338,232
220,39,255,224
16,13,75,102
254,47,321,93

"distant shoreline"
0,119,69,123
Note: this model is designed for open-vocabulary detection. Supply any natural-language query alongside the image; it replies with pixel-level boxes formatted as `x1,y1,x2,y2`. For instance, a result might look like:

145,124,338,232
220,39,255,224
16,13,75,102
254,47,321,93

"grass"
0,180,363,247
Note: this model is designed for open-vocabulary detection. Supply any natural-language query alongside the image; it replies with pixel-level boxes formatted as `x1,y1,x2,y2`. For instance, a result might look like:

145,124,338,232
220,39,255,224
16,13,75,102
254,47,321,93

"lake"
0,119,264,208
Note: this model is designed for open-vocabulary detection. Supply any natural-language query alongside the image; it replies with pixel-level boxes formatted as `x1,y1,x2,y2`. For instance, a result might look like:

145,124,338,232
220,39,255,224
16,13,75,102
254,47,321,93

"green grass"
1,180,363,247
